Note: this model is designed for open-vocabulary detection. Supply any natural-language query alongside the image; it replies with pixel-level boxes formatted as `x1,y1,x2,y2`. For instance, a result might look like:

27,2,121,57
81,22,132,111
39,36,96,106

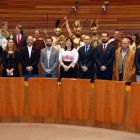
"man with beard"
108,30,121,50
33,29,46,77
64,17,85,49
90,19,102,48
95,31,115,80
40,37,59,78
33,29,45,51
44,21,66,51
20,36,40,81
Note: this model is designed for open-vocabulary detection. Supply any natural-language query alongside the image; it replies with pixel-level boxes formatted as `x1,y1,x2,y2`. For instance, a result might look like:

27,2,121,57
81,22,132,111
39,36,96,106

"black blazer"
135,47,140,75
78,45,95,73
2,50,20,77
0,47,3,65
13,34,27,50
20,46,40,75
95,44,115,74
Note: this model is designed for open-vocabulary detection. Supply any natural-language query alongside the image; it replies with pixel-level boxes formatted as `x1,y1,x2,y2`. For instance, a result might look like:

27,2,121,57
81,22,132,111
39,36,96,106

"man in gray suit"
40,37,59,78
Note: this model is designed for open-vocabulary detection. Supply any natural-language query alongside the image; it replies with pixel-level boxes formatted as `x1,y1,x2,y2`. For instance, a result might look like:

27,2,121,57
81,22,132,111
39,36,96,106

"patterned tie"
17,34,20,45
103,45,106,55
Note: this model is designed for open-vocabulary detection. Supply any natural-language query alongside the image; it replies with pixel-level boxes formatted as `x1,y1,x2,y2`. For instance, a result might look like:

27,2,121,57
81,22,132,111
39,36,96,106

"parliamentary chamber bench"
0,77,140,134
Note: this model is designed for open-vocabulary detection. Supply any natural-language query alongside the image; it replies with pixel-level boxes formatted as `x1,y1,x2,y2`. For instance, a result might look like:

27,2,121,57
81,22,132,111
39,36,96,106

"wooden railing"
0,78,140,133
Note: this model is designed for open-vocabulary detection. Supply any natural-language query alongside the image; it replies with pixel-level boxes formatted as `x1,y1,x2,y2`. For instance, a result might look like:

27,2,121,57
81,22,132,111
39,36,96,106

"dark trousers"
96,71,112,80
79,71,94,83
60,61,77,81
119,73,131,86
119,73,123,81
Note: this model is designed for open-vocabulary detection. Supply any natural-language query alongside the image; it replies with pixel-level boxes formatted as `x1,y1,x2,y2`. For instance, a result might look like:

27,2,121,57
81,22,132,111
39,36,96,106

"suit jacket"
78,45,95,73
20,46,40,75
2,50,20,77
40,47,59,74
113,48,135,82
95,44,115,74
13,34,27,50
135,47,140,75
0,47,3,65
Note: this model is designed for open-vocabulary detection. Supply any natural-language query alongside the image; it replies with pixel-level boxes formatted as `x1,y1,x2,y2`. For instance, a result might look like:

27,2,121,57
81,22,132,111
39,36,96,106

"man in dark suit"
135,47,140,82
95,31,115,80
20,36,40,81
78,36,95,83
13,25,27,50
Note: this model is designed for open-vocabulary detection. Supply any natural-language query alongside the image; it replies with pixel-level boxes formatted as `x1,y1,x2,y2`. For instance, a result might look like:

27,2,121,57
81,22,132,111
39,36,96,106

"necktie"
85,46,88,54
103,45,106,55
17,34,20,45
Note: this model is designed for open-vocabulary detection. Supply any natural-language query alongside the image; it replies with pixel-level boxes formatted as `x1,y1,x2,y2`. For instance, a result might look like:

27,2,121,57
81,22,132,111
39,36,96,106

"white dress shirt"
27,45,33,59
16,34,22,41
102,43,108,49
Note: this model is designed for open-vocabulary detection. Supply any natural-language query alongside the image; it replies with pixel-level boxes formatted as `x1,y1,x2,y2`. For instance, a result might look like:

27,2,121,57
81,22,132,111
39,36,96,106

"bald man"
113,38,135,85
78,36,96,83
20,36,40,81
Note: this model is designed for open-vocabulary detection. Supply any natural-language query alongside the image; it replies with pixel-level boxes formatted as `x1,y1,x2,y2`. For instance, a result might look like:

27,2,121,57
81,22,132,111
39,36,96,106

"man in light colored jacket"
113,38,136,85
40,37,59,78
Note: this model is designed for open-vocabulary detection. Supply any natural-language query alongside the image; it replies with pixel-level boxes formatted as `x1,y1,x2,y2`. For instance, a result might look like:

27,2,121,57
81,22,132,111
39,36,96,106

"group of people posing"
0,19,140,84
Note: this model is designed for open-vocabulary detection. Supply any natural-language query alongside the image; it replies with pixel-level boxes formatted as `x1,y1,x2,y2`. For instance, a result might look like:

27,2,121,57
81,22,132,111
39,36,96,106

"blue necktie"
85,46,88,54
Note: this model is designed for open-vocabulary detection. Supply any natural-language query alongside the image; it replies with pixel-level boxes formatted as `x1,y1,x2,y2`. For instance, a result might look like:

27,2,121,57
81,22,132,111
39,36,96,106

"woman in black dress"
59,38,78,79
2,39,20,77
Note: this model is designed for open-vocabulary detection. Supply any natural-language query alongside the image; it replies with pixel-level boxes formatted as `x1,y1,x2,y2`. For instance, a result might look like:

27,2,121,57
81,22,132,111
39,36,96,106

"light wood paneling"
130,82,140,126
94,80,126,123
61,78,90,119
0,79,140,133
28,78,58,117
0,77,24,116
0,0,140,36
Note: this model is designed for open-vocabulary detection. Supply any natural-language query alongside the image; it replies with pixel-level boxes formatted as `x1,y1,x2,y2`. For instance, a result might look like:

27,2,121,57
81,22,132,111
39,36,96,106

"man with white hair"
113,38,136,85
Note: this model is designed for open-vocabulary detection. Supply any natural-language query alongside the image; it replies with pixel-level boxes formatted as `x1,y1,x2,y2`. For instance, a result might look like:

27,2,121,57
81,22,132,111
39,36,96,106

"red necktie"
17,34,20,45
103,45,106,55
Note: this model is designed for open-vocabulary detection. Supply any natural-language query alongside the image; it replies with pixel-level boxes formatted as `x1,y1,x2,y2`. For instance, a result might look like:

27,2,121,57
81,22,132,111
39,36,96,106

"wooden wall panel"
61,78,90,119
28,78,58,117
0,0,140,36
130,82,140,126
0,77,25,116
94,80,126,123
0,80,140,133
